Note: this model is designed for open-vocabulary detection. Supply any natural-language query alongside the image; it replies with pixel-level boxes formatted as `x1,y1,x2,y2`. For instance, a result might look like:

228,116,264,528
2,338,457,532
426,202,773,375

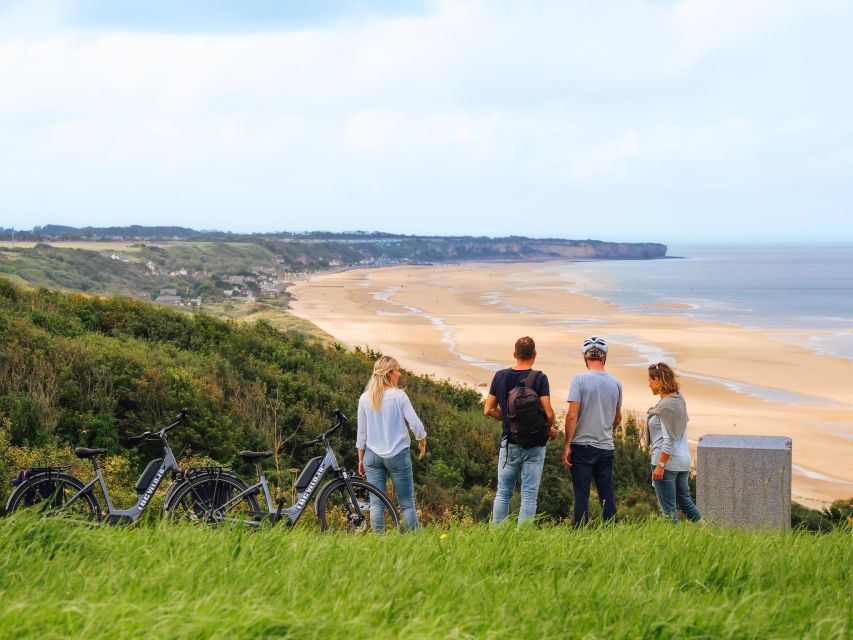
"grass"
245,308,338,344
196,302,336,342
0,515,849,639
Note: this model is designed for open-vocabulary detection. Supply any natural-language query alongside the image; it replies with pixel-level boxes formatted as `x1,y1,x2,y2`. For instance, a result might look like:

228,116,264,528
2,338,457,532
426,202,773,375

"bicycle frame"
59,435,180,525
214,440,347,527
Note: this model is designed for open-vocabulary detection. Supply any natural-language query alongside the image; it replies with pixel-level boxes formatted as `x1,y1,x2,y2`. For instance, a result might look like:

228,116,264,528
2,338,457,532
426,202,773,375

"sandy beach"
288,262,853,508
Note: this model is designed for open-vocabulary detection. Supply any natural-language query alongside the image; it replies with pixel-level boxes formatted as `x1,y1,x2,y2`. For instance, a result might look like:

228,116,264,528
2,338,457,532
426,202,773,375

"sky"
1,0,852,241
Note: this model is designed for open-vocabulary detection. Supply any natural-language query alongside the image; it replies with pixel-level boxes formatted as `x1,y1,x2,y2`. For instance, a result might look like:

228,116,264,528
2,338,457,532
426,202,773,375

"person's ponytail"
365,356,400,411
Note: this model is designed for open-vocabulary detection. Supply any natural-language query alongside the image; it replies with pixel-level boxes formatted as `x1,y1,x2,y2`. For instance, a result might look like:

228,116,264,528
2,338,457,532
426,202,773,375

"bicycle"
5,409,197,524
165,411,400,532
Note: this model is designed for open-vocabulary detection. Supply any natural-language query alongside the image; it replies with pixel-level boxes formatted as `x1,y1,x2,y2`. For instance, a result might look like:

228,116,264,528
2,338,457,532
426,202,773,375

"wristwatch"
656,461,666,469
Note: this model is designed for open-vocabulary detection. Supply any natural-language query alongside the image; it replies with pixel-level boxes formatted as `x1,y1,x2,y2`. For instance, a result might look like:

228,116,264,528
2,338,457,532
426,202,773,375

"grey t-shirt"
567,371,622,450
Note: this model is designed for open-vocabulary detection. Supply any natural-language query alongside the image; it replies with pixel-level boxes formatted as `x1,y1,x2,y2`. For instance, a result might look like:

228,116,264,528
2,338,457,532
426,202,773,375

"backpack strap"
521,369,539,388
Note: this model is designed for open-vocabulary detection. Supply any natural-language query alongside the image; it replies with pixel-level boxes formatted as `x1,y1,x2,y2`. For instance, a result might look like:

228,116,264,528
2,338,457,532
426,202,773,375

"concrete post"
696,434,792,530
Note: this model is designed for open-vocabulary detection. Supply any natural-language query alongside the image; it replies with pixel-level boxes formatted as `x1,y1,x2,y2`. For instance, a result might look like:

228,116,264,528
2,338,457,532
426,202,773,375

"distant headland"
1,225,666,262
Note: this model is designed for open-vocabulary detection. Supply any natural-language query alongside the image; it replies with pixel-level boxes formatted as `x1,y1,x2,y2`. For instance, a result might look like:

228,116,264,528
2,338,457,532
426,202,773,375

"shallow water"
540,242,853,361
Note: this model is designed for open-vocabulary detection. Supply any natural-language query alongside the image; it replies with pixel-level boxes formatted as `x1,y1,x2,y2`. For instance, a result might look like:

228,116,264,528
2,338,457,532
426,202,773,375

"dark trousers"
570,443,617,527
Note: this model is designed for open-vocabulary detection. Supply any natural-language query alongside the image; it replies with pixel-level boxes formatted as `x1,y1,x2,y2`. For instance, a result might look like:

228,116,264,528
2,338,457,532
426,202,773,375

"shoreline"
288,261,853,508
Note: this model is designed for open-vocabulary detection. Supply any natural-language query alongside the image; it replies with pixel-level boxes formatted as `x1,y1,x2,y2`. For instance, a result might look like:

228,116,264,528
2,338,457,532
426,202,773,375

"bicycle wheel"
5,473,100,521
167,474,261,526
315,478,400,533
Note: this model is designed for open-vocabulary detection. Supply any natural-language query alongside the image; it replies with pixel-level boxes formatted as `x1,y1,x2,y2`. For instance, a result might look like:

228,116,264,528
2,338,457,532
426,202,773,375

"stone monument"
696,434,792,529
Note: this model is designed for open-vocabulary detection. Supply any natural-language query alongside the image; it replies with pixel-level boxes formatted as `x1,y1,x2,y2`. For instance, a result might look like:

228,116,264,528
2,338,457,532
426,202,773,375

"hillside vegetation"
0,516,848,639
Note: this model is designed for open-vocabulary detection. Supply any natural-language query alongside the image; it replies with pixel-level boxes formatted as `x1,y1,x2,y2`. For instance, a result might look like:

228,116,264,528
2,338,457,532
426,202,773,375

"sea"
540,242,853,363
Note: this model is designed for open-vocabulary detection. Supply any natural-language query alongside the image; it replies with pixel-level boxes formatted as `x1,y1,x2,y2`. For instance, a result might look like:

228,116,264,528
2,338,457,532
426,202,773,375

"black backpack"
506,370,548,448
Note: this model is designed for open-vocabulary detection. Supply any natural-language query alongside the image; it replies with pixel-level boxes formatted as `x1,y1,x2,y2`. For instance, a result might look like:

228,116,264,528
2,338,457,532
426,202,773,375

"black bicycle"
165,411,400,532
5,410,190,524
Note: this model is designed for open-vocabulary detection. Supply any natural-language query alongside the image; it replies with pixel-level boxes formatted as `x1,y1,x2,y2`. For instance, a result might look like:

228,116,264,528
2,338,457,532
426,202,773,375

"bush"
792,499,853,532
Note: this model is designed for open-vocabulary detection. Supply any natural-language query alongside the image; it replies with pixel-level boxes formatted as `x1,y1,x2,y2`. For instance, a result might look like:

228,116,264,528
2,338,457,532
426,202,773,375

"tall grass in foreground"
0,515,849,639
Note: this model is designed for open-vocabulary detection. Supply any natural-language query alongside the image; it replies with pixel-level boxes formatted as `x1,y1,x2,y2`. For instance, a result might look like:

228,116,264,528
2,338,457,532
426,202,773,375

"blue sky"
63,1,430,32
1,0,852,241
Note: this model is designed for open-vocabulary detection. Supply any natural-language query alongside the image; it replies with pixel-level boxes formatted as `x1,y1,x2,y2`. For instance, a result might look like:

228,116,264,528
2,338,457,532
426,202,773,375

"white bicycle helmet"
581,336,608,358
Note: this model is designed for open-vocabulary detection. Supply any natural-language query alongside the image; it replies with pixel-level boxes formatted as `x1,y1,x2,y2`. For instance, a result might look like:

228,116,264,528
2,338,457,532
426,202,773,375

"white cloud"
565,116,760,185
4,0,838,119
344,109,405,152
668,0,845,70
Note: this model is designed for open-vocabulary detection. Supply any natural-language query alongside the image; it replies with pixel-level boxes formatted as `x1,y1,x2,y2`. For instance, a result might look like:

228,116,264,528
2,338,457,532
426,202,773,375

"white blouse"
356,388,427,458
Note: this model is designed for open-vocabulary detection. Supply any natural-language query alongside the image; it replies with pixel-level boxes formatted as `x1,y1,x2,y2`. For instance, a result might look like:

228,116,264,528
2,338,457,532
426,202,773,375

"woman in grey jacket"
647,363,702,524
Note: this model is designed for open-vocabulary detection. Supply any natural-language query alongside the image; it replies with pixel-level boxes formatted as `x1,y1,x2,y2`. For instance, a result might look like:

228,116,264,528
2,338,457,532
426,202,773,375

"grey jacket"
648,393,688,443
647,393,692,470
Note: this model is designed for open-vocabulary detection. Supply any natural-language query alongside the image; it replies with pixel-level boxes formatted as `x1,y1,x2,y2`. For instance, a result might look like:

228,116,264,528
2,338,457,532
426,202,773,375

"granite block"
696,434,792,529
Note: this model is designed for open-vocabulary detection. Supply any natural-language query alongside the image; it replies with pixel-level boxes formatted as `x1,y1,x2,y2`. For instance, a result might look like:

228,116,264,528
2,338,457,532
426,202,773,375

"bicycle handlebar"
299,410,349,450
163,408,188,433
126,408,188,444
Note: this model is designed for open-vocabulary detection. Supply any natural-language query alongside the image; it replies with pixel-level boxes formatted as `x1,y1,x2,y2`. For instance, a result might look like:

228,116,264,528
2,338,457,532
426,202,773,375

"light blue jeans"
363,447,419,532
492,442,546,526
651,467,703,524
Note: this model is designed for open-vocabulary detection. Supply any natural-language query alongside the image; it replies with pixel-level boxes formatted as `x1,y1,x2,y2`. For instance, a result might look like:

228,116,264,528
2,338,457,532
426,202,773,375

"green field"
0,515,848,639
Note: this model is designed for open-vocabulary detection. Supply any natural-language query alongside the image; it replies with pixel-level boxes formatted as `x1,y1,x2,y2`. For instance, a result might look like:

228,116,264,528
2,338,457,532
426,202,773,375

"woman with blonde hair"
647,362,702,524
357,355,427,531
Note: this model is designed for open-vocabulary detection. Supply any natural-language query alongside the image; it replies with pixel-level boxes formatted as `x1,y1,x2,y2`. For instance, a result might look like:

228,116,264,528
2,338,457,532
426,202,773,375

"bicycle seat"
238,450,273,461
74,447,108,459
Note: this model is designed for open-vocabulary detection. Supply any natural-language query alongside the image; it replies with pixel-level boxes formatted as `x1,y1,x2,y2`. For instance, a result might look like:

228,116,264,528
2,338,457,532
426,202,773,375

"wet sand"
288,262,853,508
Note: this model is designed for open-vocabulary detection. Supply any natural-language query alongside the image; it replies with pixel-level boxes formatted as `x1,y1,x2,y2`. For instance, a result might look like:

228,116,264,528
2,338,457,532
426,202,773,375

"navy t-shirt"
488,368,550,442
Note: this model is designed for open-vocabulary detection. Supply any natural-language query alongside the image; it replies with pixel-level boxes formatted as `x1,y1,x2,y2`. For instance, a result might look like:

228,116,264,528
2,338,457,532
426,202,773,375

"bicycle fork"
339,471,366,526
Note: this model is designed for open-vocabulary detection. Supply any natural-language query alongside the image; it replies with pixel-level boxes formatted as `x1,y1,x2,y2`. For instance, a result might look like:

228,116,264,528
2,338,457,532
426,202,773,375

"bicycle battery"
295,456,323,492
135,458,164,494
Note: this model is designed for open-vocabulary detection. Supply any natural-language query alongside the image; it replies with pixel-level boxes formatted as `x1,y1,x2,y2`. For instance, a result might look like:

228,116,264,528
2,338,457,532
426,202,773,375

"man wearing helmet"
562,337,622,527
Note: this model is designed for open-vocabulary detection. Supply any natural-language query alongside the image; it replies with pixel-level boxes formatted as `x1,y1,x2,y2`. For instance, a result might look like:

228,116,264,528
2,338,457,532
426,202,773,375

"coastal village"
144,256,299,308
140,252,401,308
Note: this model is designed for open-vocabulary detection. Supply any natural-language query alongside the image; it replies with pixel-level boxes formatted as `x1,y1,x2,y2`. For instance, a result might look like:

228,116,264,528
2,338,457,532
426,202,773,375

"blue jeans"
363,447,419,532
651,467,702,524
569,444,617,527
492,442,546,526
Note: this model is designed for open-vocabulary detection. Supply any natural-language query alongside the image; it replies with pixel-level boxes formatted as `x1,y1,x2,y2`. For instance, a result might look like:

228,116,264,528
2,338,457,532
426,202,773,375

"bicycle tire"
167,473,261,525
162,480,181,507
315,478,400,533
5,473,100,521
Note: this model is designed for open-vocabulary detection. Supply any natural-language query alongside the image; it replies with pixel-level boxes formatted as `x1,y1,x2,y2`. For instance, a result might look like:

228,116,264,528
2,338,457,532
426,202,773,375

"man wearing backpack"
484,336,556,526
562,336,622,527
